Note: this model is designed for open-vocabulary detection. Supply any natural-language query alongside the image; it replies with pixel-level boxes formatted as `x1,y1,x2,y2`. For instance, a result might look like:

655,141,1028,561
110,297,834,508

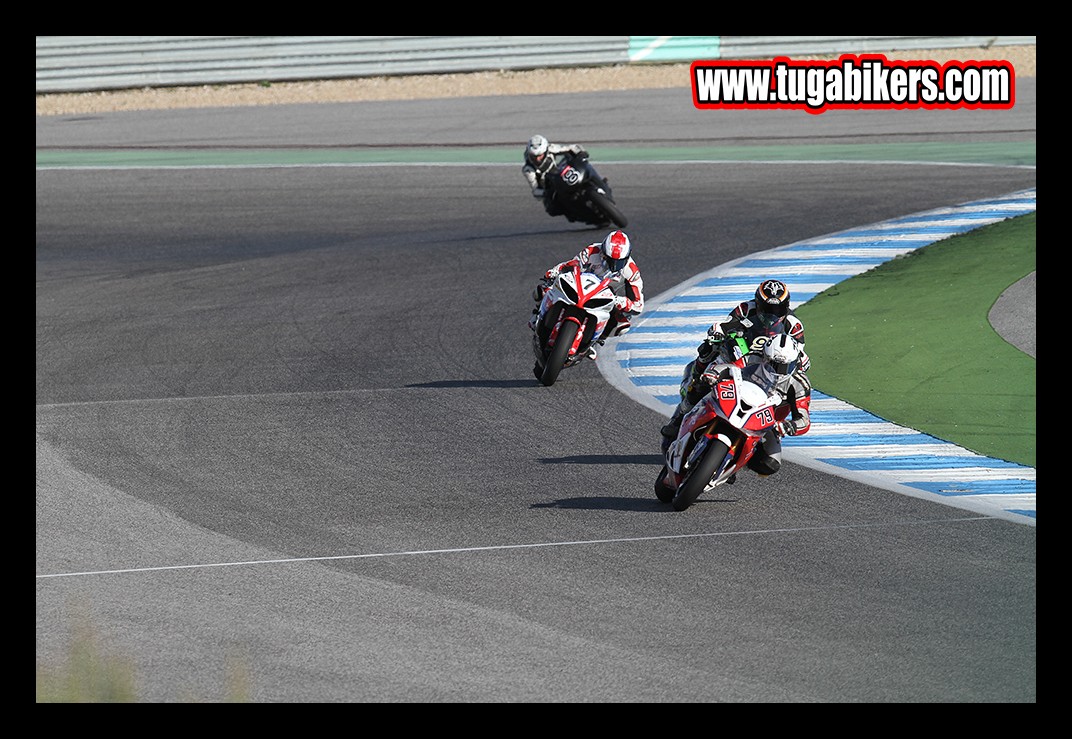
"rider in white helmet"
696,333,812,481
522,134,588,217
529,229,645,361
660,279,809,441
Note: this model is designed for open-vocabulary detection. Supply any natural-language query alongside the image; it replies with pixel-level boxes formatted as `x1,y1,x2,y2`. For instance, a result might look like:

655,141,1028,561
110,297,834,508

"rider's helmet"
763,333,801,375
754,279,791,328
600,230,632,272
527,134,550,165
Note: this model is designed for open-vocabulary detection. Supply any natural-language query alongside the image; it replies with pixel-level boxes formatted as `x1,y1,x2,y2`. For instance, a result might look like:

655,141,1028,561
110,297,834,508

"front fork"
668,415,741,480
541,302,600,354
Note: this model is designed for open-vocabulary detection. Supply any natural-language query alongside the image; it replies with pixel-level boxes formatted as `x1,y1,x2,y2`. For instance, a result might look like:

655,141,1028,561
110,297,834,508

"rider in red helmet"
529,229,645,361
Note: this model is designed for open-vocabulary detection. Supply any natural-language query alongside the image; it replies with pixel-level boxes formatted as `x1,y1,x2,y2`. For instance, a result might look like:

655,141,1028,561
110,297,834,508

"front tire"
539,320,579,386
672,438,729,511
589,188,628,228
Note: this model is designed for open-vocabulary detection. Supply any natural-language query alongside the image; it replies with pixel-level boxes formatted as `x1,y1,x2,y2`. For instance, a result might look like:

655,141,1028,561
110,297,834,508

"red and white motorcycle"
654,364,783,511
531,263,629,386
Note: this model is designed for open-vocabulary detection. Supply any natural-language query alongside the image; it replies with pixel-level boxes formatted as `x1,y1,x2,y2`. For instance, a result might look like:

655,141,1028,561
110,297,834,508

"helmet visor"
759,296,788,316
756,312,785,331
768,358,798,376
603,255,628,272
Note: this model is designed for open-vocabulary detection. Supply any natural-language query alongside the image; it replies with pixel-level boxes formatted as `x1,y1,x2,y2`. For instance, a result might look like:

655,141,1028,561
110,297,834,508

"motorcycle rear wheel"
589,189,628,228
672,439,729,511
654,465,675,503
539,320,579,386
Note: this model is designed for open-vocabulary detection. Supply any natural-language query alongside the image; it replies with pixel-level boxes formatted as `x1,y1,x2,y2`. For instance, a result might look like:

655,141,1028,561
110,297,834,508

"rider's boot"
660,399,692,439
747,449,781,477
660,366,713,439
586,329,609,361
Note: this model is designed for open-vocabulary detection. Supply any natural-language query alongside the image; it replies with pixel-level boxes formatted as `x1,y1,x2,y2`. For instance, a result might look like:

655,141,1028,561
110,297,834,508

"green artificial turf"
796,213,1035,468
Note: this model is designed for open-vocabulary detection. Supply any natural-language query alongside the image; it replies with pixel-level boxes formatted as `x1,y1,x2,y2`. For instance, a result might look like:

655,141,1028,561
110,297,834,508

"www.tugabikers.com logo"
691,54,1015,114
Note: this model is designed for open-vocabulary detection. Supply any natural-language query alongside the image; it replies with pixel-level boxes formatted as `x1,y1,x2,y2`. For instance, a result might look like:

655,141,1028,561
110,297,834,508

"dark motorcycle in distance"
543,151,628,229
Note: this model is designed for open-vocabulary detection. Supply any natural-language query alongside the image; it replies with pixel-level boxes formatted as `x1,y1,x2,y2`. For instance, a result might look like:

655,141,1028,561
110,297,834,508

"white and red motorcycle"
531,263,629,386
654,364,784,511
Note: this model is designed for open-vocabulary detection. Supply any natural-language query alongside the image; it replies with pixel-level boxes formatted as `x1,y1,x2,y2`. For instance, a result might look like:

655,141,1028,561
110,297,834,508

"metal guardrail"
36,36,1036,94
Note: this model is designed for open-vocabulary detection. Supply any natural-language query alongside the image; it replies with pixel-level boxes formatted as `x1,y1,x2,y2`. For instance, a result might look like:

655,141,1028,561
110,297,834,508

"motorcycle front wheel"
589,188,628,229
539,320,579,386
672,438,729,511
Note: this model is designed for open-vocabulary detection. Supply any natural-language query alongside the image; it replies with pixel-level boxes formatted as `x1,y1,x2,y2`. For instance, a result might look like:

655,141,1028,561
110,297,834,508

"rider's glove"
701,364,739,385
532,187,545,198
545,267,560,280
697,336,721,363
779,421,797,437
532,284,546,302
613,296,630,311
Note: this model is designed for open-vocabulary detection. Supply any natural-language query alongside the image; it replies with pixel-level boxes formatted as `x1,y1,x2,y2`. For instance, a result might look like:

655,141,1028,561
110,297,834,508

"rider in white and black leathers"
522,134,591,218
661,279,808,441
530,229,645,361
695,333,812,478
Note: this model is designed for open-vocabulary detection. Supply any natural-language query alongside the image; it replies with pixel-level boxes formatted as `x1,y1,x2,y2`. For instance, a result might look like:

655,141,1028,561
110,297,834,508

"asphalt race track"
36,83,1036,703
